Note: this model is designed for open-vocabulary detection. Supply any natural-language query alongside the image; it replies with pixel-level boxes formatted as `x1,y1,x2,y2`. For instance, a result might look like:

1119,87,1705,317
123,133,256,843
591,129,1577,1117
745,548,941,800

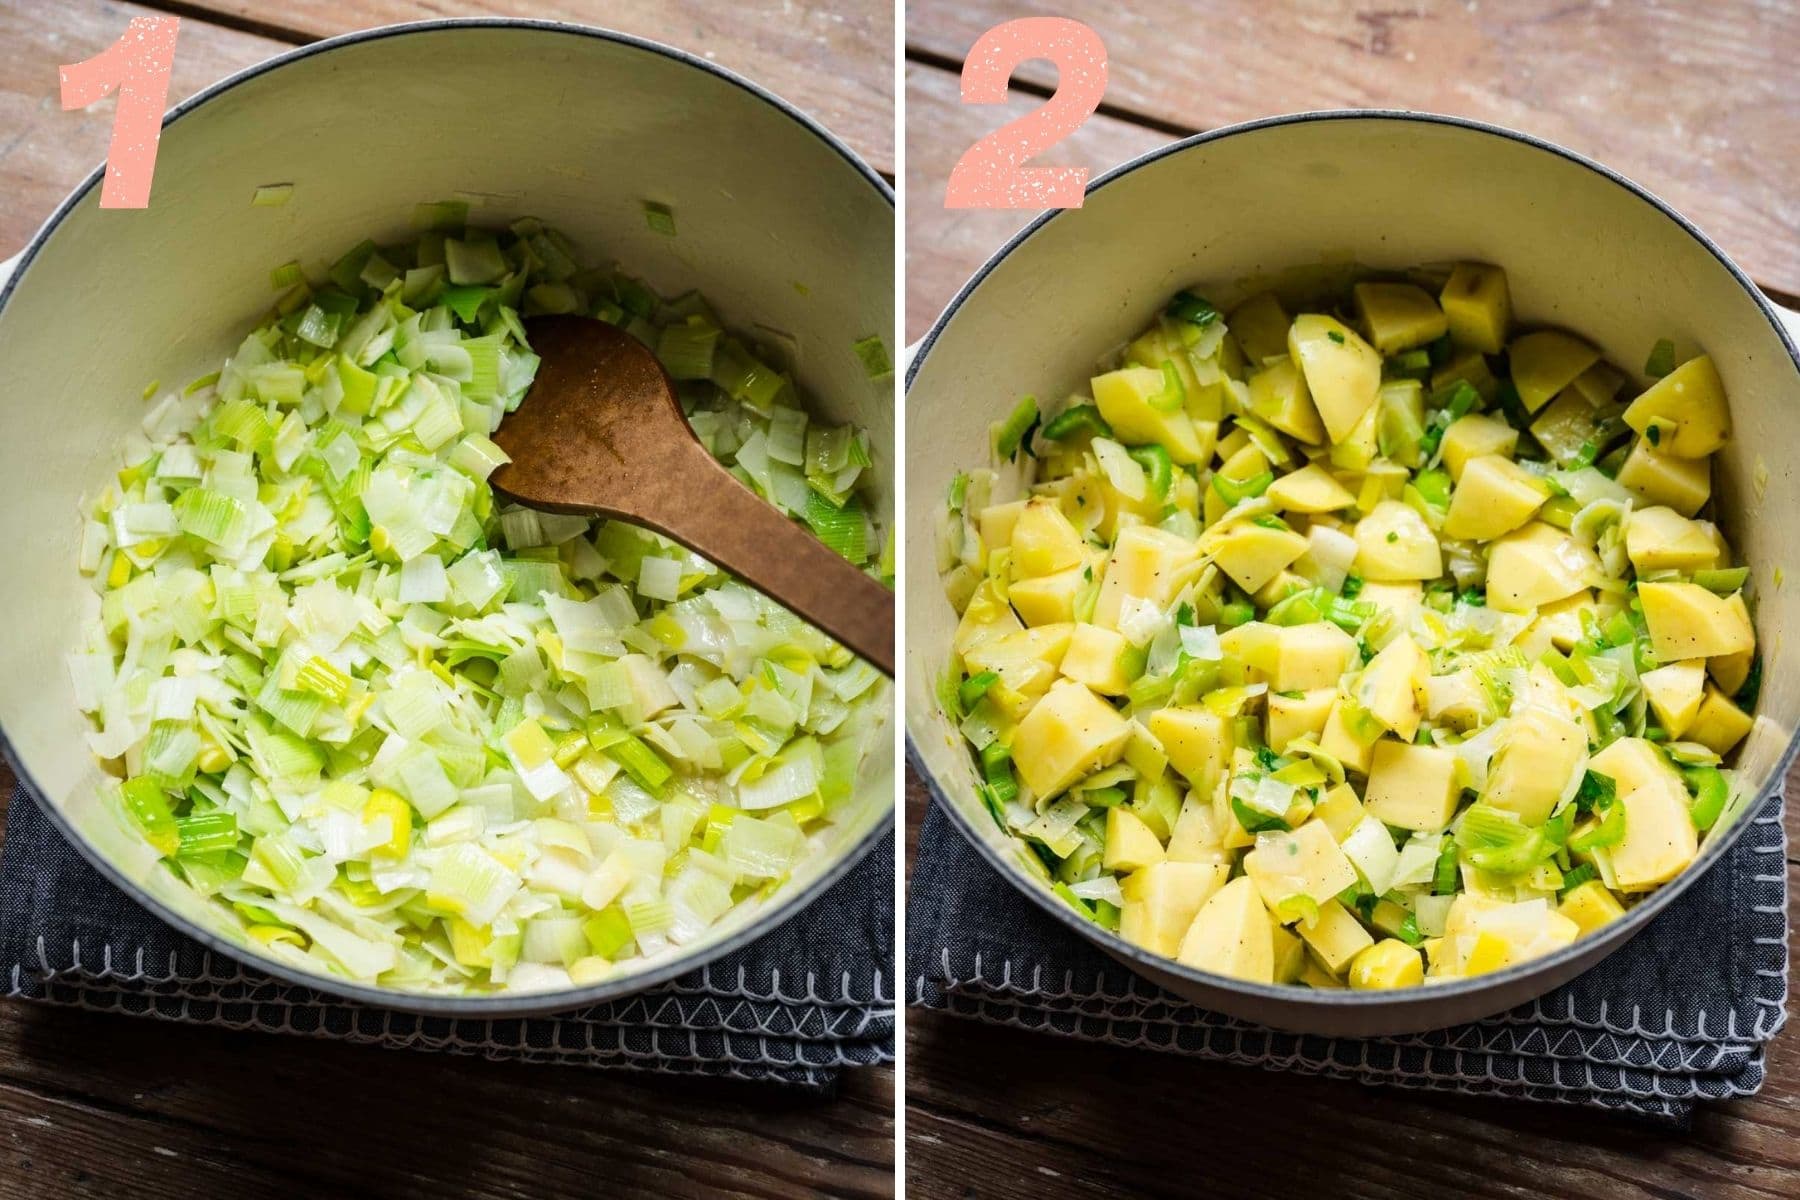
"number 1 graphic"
60,16,182,209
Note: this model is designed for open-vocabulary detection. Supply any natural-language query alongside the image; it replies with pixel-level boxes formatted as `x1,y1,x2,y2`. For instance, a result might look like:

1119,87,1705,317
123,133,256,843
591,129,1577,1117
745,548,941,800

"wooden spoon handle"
635,443,895,677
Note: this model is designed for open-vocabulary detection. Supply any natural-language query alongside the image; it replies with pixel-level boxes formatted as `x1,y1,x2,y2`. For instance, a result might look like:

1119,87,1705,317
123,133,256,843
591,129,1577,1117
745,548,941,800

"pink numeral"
60,16,182,209
945,18,1107,211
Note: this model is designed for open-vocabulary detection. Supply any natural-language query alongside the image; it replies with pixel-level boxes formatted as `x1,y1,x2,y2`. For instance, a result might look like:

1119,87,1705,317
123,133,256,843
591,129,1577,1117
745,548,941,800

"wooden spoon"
488,314,894,677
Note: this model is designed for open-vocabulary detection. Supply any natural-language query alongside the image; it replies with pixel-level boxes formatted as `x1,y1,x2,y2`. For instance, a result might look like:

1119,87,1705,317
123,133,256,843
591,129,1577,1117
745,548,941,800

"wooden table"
0,4,892,1197
905,3,1800,1196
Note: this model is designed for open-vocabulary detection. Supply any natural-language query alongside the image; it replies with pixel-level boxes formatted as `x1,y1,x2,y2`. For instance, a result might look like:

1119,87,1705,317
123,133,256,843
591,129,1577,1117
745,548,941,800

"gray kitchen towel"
908,786,1787,1124
2,787,893,1089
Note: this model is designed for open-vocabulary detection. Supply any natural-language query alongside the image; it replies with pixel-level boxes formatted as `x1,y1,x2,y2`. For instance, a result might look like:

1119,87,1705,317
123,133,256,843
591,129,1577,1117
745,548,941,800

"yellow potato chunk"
1686,685,1753,756
953,580,1022,657
1509,330,1601,413
1355,634,1429,740
1432,348,1498,400
976,499,1028,553
1248,358,1326,444
1271,924,1307,983
1289,314,1383,443
1440,413,1520,481
1347,939,1426,990
1273,622,1360,692
1442,455,1549,541
1640,659,1706,738
1211,521,1310,595
1008,561,1089,627
1297,897,1375,974
1484,708,1586,825
1353,281,1448,355
1011,498,1088,578
1010,679,1132,799
1616,439,1711,517
1060,623,1132,695
1439,262,1512,354
1709,647,1755,696
964,624,1075,717
1267,463,1355,513
1623,355,1731,458
1625,507,1719,572
1588,737,1697,891
1319,698,1381,776
1229,291,1292,364
1266,687,1336,753
1120,861,1230,956
1557,880,1626,937
1432,894,1579,978
1363,740,1460,832
1146,705,1234,795
1094,525,1201,629
1176,876,1275,982
1639,582,1754,662
1244,819,1360,915
1485,522,1598,613
1310,783,1365,842
1102,807,1166,872
1354,500,1443,581
1091,366,1208,463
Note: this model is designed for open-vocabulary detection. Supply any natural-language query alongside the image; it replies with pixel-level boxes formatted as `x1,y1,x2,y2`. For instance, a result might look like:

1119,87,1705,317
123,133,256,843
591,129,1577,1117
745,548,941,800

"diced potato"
1176,876,1275,982
1485,522,1598,613
1289,314,1383,443
1011,498,1088,578
1060,623,1133,695
964,624,1076,716
1509,330,1600,412
1353,282,1448,355
1440,413,1520,481
1319,698,1380,776
1557,880,1626,937
1588,737,1698,891
1327,397,1382,472
1243,820,1359,915
1211,521,1310,594
1432,348,1498,400
1146,705,1234,796
1091,366,1208,463
1120,860,1230,956
1166,797,1230,864
1311,783,1365,841
1439,262,1511,353
1355,634,1428,740
1010,679,1132,799
1484,708,1586,825
1623,355,1731,458
1347,939,1425,990
1358,581,1424,634
1709,647,1755,696
976,499,1028,553
1127,326,1207,410
1363,740,1460,832
1266,687,1336,752
1297,898,1374,974
1219,620,1281,684
953,579,1022,656
1625,507,1719,572
1616,439,1711,517
1094,525,1202,629
1432,894,1579,978
1202,442,1271,526
1571,360,1626,406
1248,358,1326,444
1528,390,1603,466
1639,582,1754,661
1686,685,1753,755
1008,561,1090,626
1103,807,1166,872
1267,463,1355,513
1271,923,1307,983
1273,623,1360,692
1442,455,1548,541
1640,659,1706,738
1354,499,1442,581
1229,292,1292,364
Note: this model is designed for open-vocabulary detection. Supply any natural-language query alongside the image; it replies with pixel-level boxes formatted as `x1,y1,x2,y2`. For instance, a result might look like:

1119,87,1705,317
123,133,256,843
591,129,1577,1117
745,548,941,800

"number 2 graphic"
60,16,182,209
945,18,1107,211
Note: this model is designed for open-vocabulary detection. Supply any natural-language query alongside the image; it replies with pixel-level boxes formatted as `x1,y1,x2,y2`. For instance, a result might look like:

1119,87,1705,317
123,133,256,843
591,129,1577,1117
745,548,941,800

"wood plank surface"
0,3,895,1196
904,756,1800,1199
904,0,1800,339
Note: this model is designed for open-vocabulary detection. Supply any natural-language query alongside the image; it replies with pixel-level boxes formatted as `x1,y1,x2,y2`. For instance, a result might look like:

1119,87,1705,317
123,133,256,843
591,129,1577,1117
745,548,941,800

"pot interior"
905,113,1798,1025
0,23,894,1008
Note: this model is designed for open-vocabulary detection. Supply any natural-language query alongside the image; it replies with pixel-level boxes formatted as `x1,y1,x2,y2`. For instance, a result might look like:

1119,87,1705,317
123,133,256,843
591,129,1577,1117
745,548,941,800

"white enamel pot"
905,111,1800,1037
0,20,894,1016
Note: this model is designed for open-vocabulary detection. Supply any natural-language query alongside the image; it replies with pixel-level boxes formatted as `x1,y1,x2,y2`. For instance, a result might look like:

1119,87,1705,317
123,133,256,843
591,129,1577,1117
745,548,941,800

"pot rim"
0,17,894,1018
906,107,1798,1016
